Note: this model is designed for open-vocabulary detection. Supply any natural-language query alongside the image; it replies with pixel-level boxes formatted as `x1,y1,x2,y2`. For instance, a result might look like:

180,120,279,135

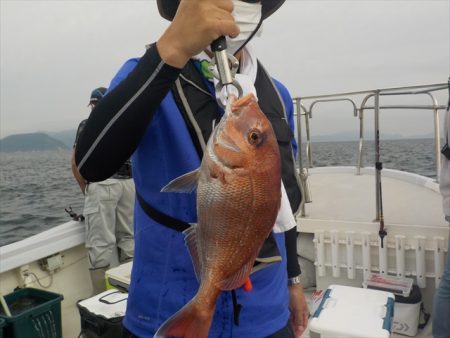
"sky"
1,0,449,139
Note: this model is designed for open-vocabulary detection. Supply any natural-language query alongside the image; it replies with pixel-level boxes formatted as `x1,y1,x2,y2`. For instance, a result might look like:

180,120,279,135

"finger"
302,310,309,327
297,325,306,337
291,311,305,331
215,18,240,39
292,324,305,338
214,0,234,13
210,7,239,37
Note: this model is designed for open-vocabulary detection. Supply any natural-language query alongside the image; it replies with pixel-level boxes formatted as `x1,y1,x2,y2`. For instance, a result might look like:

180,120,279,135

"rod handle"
211,36,227,52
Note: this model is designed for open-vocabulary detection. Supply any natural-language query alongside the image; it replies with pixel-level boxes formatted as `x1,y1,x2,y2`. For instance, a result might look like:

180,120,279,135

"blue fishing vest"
108,57,301,338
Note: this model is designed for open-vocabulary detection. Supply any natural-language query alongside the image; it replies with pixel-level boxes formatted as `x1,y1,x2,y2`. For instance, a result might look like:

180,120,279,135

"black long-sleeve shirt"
75,43,301,278
75,44,180,182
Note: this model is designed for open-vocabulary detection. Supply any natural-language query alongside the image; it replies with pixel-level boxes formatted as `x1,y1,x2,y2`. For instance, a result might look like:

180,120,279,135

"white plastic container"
392,285,422,336
77,289,128,338
105,261,133,291
363,273,413,297
309,284,395,338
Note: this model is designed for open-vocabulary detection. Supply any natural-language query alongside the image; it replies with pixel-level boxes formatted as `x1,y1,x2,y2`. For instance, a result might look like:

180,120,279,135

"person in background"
433,78,450,338
71,87,135,295
75,1,309,337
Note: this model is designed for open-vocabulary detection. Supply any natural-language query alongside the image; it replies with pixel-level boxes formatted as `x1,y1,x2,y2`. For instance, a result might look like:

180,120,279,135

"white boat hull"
297,167,448,336
0,221,93,338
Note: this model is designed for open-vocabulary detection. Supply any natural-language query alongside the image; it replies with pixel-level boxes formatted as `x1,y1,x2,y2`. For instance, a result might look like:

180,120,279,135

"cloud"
1,0,449,138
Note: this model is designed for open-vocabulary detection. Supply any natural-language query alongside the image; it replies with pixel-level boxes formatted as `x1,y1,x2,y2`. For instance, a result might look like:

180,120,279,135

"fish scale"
157,94,281,338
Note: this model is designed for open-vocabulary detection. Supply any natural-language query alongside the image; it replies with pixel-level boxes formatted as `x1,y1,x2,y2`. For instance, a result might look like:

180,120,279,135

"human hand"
288,283,309,337
157,0,239,68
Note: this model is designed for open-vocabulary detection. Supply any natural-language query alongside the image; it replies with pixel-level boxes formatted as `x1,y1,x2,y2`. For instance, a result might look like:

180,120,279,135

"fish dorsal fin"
183,225,202,282
219,258,255,291
161,169,200,193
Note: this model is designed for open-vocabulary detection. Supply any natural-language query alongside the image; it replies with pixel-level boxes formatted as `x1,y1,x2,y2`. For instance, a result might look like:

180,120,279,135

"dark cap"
157,0,285,21
88,87,107,105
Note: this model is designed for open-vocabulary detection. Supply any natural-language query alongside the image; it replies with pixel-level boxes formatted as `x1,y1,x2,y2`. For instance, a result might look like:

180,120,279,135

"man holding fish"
75,0,309,337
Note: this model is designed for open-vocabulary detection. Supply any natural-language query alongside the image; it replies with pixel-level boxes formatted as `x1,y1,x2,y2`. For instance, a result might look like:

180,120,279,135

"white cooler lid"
309,284,395,338
78,289,127,319
106,261,133,290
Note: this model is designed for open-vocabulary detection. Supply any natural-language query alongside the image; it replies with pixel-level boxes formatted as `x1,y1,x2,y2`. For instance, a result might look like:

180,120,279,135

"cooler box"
309,284,395,338
77,288,127,338
0,288,63,338
392,285,423,336
105,262,132,291
363,273,423,336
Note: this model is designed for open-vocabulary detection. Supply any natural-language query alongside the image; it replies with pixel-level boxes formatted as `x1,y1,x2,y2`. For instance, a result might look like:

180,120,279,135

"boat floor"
301,167,446,227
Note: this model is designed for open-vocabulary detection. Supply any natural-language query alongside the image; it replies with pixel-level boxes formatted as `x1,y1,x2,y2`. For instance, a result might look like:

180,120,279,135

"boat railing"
293,82,449,218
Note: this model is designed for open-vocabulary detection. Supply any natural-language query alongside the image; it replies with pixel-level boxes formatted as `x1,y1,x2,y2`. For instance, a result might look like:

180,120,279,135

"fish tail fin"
154,298,215,338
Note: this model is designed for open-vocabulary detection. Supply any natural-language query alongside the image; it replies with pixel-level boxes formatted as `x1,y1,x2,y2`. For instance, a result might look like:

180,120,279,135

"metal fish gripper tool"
209,36,243,108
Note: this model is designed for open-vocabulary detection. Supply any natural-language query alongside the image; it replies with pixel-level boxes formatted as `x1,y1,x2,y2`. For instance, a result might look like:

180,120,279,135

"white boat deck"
300,167,446,228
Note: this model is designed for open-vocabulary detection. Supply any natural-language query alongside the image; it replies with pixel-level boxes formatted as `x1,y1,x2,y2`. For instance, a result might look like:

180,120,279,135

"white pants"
84,178,135,269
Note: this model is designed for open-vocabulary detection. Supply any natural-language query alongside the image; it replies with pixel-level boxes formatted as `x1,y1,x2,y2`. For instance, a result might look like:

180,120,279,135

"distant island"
45,129,77,148
0,132,69,152
301,131,435,142
0,128,436,153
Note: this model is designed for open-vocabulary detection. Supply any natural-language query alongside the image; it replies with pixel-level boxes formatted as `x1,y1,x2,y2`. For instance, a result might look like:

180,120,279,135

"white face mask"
226,1,263,55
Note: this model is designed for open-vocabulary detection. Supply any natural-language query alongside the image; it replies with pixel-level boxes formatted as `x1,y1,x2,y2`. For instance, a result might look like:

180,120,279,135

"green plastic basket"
0,288,63,338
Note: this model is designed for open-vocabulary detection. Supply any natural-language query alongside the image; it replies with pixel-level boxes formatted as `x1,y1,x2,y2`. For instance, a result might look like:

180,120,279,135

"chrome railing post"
425,92,442,182
357,108,364,175
294,99,312,217
305,109,313,168
295,98,303,171
434,106,441,182
308,98,359,171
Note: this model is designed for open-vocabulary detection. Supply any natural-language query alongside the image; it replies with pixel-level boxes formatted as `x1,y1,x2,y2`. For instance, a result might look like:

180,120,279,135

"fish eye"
248,129,262,146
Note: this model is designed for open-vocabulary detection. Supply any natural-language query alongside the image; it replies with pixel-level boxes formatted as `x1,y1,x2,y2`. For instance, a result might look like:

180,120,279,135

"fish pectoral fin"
184,225,202,282
161,169,200,193
219,259,254,291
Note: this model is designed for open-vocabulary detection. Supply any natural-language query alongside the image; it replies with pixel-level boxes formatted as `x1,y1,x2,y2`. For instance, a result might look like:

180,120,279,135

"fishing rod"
64,206,84,222
374,91,387,248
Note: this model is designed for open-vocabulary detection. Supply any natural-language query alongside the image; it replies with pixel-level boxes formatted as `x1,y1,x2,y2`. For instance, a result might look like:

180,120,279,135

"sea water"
0,149,83,246
0,139,439,247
